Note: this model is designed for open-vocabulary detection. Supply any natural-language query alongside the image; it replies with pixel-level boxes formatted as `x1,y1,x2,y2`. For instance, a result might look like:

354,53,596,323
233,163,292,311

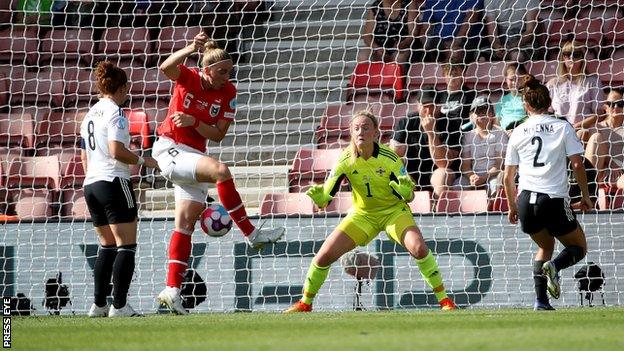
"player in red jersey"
154,31,285,314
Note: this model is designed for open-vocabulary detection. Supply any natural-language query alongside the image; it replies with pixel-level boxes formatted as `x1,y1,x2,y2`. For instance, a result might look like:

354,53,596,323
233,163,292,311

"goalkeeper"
285,110,456,312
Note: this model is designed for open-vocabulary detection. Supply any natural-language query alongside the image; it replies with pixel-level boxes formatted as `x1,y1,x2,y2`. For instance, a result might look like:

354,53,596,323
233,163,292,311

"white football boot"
246,222,285,249
157,286,188,315
108,303,142,317
88,303,109,317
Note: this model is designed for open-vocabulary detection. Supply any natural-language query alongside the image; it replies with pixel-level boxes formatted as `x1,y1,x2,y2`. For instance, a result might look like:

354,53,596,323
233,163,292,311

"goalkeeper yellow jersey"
323,143,408,216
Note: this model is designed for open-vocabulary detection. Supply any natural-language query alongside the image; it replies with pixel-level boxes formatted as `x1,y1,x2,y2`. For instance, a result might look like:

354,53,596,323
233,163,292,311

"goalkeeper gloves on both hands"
306,185,333,208
389,175,415,202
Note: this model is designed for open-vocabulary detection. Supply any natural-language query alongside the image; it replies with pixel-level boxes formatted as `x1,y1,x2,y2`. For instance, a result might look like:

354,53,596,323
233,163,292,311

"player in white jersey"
80,61,159,318
503,75,591,311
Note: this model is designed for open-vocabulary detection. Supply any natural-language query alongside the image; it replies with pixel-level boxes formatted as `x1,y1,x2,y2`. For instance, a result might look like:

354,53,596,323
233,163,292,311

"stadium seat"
5,66,65,107
128,97,170,132
316,102,382,148
465,62,507,91
288,148,343,192
99,27,152,66
0,113,35,149
435,190,489,214
63,68,96,107
125,108,153,150
0,27,38,65
155,26,204,66
59,153,85,189
598,187,624,210
11,189,57,219
61,188,90,220
378,102,410,143
321,192,353,214
129,67,173,99
35,111,82,149
0,72,7,107
408,63,445,91
408,191,432,214
6,156,61,190
259,193,316,216
346,62,406,103
40,28,95,66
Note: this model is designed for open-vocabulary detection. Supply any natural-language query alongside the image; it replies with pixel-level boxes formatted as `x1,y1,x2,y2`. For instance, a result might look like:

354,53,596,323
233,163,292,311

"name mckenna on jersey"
521,124,555,134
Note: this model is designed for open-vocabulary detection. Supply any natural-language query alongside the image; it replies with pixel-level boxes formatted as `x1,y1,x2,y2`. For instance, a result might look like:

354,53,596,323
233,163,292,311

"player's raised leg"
197,156,285,249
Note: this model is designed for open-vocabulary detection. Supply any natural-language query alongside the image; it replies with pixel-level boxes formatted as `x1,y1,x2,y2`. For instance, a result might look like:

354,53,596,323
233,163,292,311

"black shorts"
84,177,138,227
517,190,578,236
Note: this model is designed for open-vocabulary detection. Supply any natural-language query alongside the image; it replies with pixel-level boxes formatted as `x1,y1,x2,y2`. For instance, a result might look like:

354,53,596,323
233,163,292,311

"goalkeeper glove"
306,184,333,208
389,175,415,201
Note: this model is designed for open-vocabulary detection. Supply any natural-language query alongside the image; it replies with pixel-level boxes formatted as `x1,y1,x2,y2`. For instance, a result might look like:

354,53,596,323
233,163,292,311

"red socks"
166,230,192,288
217,178,255,236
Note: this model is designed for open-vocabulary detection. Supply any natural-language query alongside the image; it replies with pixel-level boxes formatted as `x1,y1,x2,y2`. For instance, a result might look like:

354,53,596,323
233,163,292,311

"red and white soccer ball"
200,204,232,238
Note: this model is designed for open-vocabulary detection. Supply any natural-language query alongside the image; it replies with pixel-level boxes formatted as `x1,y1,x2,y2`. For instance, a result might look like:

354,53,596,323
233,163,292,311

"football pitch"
13,307,624,351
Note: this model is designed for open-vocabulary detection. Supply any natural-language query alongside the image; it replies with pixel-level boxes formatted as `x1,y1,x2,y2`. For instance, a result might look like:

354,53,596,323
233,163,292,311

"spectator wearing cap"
583,88,624,190
391,88,463,196
454,96,508,195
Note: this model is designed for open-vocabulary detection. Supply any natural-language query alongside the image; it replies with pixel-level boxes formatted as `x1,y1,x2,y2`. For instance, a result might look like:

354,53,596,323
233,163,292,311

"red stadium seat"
40,28,95,66
289,148,343,192
99,27,152,66
60,153,85,189
435,190,489,214
378,102,410,143
316,102,381,149
0,113,35,149
11,189,57,219
125,108,152,150
408,63,445,91
156,26,204,66
527,61,559,83
0,72,7,107
61,189,90,220
259,193,316,216
129,67,173,99
63,68,96,107
408,191,432,214
321,192,353,214
0,27,38,65
346,62,406,102
6,156,61,190
129,97,170,132
5,66,65,107
35,111,82,149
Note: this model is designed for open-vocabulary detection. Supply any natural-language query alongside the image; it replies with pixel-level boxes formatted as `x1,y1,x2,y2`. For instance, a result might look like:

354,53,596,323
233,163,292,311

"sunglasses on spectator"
605,100,624,108
562,51,584,59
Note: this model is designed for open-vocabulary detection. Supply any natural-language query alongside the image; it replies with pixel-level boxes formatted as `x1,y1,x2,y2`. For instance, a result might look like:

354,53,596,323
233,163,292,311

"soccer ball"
199,204,232,237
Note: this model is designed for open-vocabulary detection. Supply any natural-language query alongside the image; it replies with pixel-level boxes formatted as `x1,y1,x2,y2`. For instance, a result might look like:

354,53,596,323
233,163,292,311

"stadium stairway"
142,0,368,217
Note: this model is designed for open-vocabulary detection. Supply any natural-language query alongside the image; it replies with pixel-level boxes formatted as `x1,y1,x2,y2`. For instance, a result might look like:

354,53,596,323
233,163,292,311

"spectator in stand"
440,62,476,127
420,0,484,63
547,40,606,133
358,0,420,65
583,88,624,190
483,0,543,62
16,0,53,24
390,88,463,197
496,62,529,132
454,96,508,195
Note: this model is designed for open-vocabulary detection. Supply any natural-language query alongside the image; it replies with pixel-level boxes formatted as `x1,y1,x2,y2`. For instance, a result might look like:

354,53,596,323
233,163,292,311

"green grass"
12,308,624,351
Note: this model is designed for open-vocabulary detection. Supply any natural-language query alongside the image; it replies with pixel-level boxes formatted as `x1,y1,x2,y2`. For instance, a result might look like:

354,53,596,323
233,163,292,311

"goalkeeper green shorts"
336,204,415,246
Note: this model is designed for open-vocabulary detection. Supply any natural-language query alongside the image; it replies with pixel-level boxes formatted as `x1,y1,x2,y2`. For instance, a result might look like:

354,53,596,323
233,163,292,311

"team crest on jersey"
117,117,127,130
210,103,221,117
376,167,385,176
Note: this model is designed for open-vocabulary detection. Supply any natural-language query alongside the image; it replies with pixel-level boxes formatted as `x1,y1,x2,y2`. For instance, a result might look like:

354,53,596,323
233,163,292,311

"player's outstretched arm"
389,175,415,202
160,31,208,81
306,184,333,208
